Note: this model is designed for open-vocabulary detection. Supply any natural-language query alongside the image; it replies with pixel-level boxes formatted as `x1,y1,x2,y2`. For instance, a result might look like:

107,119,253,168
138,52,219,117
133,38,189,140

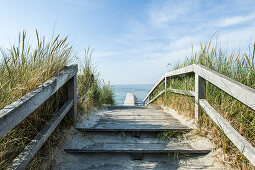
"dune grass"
77,48,115,113
0,31,115,169
0,30,74,169
150,38,255,169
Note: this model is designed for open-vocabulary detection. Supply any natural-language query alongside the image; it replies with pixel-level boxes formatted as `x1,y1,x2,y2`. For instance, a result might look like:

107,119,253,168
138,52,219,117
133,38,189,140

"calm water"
112,84,153,105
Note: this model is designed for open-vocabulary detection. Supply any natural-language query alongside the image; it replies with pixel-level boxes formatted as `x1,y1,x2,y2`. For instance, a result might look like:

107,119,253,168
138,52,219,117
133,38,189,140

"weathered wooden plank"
124,93,137,106
93,123,184,129
64,142,210,154
68,75,77,122
143,75,165,103
96,119,181,124
104,111,174,116
9,99,73,170
143,65,194,104
143,64,255,165
194,64,255,111
0,65,78,138
76,125,191,132
101,119,177,122
199,99,255,166
103,115,175,120
195,74,206,124
146,64,255,110
164,64,194,78
166,88,195,97
104,113,172,116
146,88,195,107
164,77,167,102
106,105,146,110
102,114,176,119
146,90,165,106
104,114,173,117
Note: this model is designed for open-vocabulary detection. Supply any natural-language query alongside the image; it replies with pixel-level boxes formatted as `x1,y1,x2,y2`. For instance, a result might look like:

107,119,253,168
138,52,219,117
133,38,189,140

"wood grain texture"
9,99,73,170
143,65,194,103
144,64,255,165
68,75,77,122
146,90,165,106
164,64,194,78
199,99,255,166
143,76,165,103
76,106,192,132
194,64,255,111
64,142,210,154
0,65,78,138
166,88,195,97
195,74,206,124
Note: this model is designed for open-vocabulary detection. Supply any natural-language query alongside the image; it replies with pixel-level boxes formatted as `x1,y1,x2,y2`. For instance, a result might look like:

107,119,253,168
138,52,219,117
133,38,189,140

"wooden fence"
143,64,255,166
0,65,78,169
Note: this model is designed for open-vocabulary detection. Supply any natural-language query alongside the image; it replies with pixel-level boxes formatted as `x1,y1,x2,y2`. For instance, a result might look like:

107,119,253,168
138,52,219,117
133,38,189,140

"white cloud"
218,24,255,50
148,0,196,27
85,0,255,84
217,14,255,27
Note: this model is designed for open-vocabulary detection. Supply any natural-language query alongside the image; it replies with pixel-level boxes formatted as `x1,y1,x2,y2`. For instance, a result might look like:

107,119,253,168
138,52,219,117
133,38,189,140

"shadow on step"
53,152,213,170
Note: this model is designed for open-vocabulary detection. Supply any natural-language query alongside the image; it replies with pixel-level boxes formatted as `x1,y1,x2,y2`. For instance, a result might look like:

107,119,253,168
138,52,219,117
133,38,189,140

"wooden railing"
0,65,78,169
143,64,255,166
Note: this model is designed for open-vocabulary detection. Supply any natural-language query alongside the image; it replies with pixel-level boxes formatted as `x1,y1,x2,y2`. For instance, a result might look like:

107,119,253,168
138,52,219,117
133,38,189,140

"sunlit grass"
77,48,115,113
0,29,115,169
0,30,73,169
150,37,255,169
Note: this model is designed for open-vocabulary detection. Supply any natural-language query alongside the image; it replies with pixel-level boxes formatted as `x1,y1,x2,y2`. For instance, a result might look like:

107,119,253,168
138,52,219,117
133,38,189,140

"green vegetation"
157,131,187,140
150,37,255,169
0,31,114,169
77,48,115,113
0,30,72,169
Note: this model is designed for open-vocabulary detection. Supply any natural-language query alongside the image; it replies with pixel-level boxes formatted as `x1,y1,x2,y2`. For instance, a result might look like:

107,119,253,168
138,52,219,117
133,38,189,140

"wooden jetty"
124,92,137,106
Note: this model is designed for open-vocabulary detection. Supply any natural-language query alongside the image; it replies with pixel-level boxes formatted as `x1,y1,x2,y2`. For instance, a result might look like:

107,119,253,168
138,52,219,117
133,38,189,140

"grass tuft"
77,47,115,114
0,31,115,169
150,37,255,169
0,30,74,169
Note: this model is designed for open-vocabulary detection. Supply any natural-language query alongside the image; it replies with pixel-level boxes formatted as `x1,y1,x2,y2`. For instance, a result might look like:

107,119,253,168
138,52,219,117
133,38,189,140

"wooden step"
64,142,210,154
76,125,192,132
106,106,147,110
76,113,192,132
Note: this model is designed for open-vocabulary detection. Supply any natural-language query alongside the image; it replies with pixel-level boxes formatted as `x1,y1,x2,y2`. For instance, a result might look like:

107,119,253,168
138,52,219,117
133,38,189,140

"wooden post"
195,74,206,124
164,77,167,104
68,75,77,123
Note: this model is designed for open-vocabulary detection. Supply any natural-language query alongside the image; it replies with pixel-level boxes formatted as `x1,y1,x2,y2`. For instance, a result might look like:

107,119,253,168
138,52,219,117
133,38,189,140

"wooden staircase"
63,106,210,161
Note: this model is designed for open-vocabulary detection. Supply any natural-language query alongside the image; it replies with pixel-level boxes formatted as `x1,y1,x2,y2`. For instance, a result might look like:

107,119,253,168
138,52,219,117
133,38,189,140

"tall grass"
0,31,115,169
150,38,255,169
0,30,73,169
77,48,115,113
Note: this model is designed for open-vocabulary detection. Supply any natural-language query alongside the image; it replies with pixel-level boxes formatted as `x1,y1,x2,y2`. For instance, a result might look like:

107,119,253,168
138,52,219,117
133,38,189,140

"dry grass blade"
0,30,74,169
150,36,255,169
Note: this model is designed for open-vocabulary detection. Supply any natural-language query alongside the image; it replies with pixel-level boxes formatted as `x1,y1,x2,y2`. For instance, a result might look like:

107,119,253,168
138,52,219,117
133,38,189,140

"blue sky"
1,0,255,84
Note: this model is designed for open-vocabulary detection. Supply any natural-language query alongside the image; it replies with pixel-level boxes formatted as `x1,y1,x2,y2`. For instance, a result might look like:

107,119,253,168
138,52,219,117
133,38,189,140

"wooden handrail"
143,64,255,166
9,99,74,169
0,65,78,138
0,64,78,169
193,64,255,110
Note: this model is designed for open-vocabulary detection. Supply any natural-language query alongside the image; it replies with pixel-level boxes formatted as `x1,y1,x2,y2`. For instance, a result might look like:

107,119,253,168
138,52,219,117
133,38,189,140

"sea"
112,84,153,105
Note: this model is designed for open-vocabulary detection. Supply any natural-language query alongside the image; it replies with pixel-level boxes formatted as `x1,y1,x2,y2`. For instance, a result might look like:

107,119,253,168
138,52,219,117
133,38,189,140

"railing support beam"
68,75,77,123
195,74,206,124
164,77,167,104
